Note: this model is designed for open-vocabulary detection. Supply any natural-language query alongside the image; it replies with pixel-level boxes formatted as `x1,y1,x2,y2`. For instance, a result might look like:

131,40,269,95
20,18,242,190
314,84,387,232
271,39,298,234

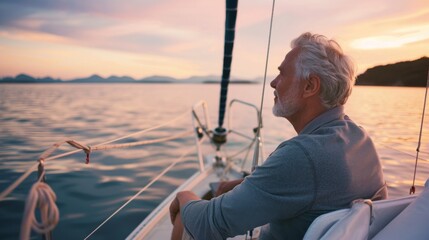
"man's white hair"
291,32,356,108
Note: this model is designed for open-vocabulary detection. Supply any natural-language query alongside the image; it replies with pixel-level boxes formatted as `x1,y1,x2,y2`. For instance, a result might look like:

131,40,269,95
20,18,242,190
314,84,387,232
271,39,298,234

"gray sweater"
181,106,386,239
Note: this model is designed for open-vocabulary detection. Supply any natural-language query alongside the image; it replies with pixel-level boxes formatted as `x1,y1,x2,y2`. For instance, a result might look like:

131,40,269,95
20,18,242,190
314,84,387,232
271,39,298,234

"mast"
213,0,238,148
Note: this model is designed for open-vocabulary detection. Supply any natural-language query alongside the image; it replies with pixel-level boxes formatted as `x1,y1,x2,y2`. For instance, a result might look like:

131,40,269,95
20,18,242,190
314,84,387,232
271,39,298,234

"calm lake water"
0,84,428,239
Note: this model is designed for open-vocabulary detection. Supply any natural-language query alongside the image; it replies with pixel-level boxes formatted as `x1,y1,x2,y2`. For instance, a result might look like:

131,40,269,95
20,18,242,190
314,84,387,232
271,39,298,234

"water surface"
0,84,428,239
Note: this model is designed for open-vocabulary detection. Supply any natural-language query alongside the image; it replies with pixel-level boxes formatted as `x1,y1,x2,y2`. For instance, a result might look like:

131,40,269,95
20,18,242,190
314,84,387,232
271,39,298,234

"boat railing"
228,99,261,140
227,98,264,170
190,98,263,175
1,99,263,240
191,100,211,172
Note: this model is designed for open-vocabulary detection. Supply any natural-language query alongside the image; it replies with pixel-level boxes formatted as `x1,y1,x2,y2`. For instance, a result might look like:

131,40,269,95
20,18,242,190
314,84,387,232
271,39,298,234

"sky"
0,0,428,80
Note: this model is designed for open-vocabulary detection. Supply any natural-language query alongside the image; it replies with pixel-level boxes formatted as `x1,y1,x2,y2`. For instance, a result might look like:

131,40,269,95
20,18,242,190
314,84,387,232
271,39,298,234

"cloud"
0,2,33,26
349,9,429,50
0,0,225,56
1,0,429,78
0,0,229,78
0,0,159,21
352,25,429,49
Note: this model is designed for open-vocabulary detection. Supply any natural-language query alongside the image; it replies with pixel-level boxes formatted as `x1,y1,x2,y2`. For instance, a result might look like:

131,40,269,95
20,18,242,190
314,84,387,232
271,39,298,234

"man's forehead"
286,47,301,60
280,47,300,69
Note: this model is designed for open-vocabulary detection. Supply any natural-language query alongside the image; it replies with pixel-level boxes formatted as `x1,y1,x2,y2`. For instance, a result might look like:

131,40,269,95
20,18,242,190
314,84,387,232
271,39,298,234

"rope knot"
410,185,416,195
65,140,92,164
84,146,92,164
37,158,46,182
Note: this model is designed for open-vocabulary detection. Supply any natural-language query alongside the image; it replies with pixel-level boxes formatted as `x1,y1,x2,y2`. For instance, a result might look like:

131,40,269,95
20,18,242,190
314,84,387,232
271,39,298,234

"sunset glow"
0,0,428,80
351,22,429,49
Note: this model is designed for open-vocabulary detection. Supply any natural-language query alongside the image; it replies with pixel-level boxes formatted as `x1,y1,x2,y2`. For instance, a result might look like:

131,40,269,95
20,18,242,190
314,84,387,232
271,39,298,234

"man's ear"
303,74,321,98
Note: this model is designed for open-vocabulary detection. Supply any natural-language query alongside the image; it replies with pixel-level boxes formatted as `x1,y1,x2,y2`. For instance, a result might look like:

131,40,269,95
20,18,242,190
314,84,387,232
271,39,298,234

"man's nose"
270,77,277,88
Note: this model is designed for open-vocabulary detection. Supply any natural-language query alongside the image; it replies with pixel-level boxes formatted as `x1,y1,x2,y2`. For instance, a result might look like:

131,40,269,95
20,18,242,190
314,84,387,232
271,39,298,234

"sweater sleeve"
181,141,316,239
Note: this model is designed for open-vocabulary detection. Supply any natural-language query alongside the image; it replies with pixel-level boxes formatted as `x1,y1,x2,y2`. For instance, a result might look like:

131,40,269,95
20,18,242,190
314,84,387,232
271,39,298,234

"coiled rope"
20,181,59,240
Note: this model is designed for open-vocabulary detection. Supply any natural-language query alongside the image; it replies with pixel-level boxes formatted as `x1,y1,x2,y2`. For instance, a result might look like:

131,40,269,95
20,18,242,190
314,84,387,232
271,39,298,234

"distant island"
0,74,259,84
1,57,428,86
356,57,429,87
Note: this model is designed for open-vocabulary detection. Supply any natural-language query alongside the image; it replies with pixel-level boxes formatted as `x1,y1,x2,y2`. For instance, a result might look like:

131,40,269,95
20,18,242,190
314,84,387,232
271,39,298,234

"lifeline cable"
18,130,194,240
0,110,190,201
410,67,429,194
83,146,196,240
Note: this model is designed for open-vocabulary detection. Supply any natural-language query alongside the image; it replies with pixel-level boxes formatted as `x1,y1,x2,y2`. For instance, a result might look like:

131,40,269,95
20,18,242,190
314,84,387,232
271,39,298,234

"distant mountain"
69,74,135,83
0,74,61,83
139,75,175,83
202,79,258,84
136,75,256,84
0,74,258,84
356,57,429,87
69,74,105,83
180,75,259,84
181,75,219,83
106,75,135,82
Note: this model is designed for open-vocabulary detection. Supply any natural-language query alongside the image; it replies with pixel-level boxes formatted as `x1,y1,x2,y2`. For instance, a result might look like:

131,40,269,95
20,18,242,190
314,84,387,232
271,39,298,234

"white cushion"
304,202,371,240
372,179,429,240
303,209,349,239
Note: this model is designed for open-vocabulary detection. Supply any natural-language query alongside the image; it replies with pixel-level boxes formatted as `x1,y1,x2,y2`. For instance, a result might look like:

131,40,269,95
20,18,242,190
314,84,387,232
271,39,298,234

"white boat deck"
143,213,173,240
128,166,244,240
129,164,429,240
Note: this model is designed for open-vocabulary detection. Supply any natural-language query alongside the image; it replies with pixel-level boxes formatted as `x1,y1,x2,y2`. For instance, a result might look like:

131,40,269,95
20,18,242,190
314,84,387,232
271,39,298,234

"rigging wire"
251,0,275,171
83,146,196,239
258,0,275,124
377,142,428,162
410,67,429,194
245,3,276,238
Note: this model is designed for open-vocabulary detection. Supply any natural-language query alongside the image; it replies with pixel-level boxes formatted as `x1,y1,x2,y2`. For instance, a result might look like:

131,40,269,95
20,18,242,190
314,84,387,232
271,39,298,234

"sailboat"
1,0,428,239
127,1,429,240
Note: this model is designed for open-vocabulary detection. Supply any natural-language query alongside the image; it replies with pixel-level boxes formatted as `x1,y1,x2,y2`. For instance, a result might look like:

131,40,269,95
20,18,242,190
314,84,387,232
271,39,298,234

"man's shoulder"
300,115,368,144
275,137,306,153
276,134,321,152
274,121,369,159
269,136,314,162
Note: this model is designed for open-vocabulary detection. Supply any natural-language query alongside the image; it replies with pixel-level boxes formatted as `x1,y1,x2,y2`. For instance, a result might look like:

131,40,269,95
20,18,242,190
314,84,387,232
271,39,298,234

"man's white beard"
272,83,301,118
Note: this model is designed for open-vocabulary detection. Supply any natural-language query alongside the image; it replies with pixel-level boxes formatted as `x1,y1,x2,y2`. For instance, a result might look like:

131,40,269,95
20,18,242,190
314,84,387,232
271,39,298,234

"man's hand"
215,178,244,197
169,191,201,224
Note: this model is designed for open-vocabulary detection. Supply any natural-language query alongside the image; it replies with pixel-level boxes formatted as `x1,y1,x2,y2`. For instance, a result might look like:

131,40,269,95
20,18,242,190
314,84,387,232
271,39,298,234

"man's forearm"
170,191,201,240
215,178,244,196
177,191,201,209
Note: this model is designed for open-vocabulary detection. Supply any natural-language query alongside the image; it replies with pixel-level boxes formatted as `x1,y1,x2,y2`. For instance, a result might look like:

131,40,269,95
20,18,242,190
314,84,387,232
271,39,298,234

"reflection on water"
346,86,429,196
0,84,428,239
